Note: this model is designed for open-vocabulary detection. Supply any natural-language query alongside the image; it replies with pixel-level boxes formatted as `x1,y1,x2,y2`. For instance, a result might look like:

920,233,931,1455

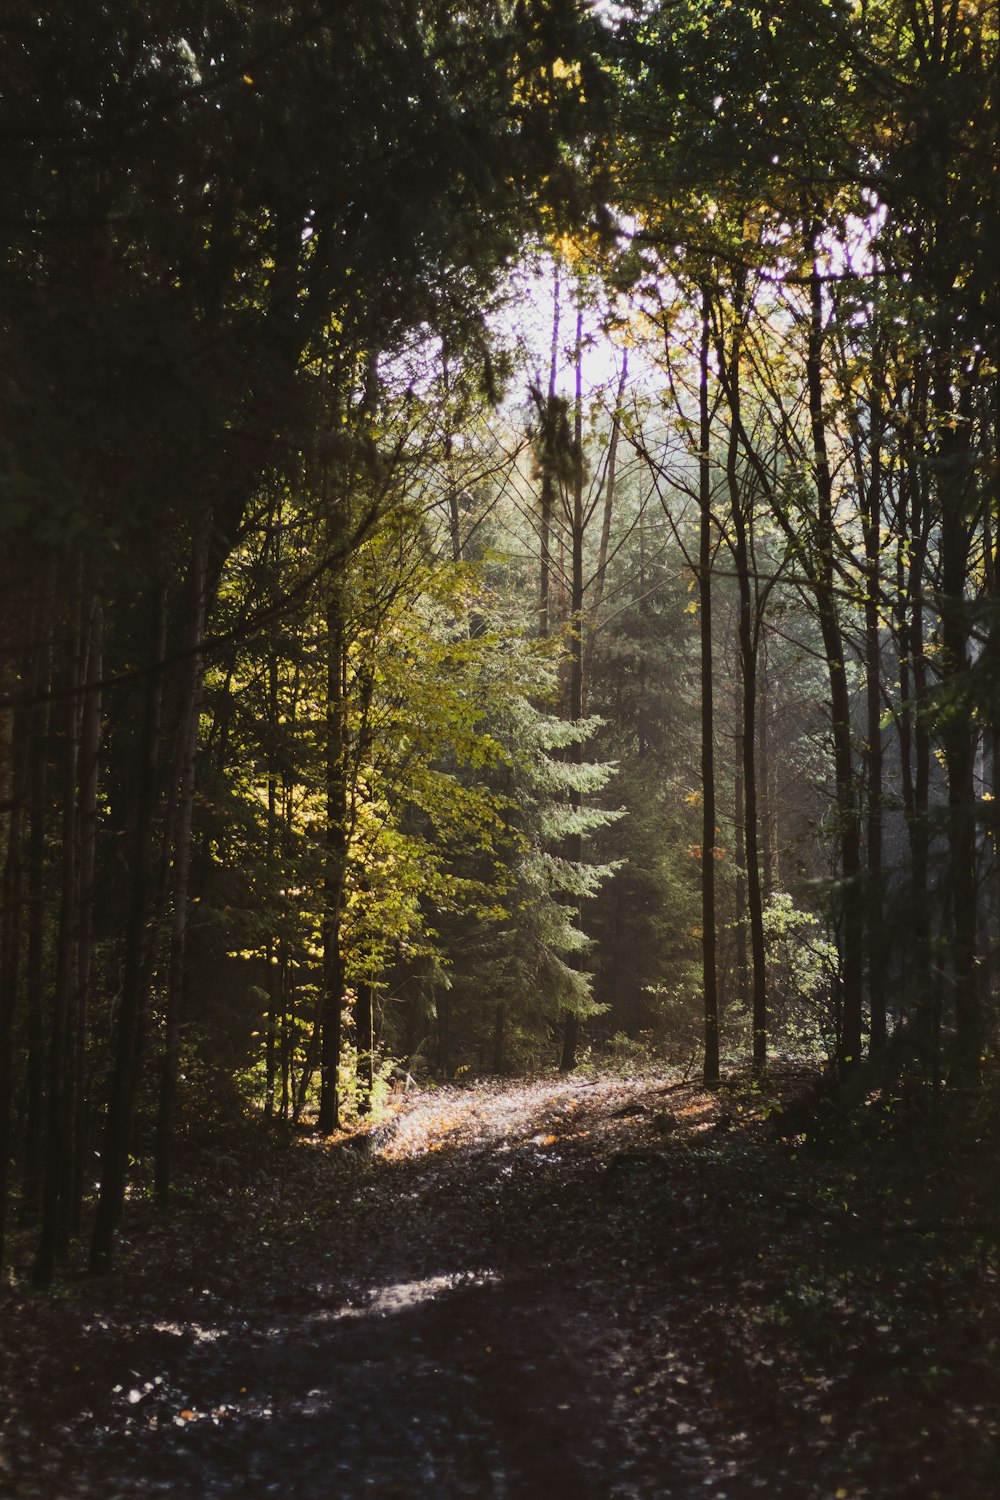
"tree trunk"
71,600,103,1231
356,978,375,1115
265,646,280,1119
583,350,628,699
559,304,587,1074
21,638,51,1223
757,636,775,897
0,610,24,1270
90,588,166,1273
539,260,561,639
718,290,766,1077
35,591,84,1283
318,590,347,1134
863,437,887,1052
155,523,211,1200
806,251,864,1075
895,415,933,1065
934,355,981,1085
698,291,720,1085
733,712,749,1012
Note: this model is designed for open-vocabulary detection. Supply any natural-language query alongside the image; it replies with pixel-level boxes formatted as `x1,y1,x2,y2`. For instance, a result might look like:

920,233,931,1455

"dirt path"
3,1070,999,1498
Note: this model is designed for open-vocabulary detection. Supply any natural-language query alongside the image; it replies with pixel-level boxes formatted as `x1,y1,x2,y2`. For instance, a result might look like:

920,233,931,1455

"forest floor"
2,1063,1000,1499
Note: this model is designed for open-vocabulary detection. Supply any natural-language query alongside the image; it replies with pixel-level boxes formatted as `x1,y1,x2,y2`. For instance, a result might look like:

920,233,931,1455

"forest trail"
3,1069,999,1500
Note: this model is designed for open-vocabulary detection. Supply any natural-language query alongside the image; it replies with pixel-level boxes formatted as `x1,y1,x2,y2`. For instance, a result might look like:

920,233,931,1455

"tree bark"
539,259,561,639
559,304,587,1074
317,589,347,1133
0,603,24,1270
155,522,211,1200
21,637,51,1223
934,354,981,1085
90,588,166,1273
806,251,864,1075
35,590,84,1284
71,600,103,1231
717,288,766,1076
698,291,720,1085
862,416,887,1052
733,711,749,1012
356,978,375,1115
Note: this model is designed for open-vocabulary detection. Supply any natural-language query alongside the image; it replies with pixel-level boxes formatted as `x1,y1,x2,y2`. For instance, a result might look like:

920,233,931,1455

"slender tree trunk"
698,291,720,1085
733,711,749,1012
155,523,210,1200
71,600,103,1231
559,305,586,1073
896,419,933,1063
985,395,1000,1017
757,638,775,897
356,978,375,1115
318,590,347,1133
35,591,83,1284
0,614,23,1270
21,638,51,1222
583,350,628,699
90,588,166,1273
934,355,981,1085
280,958,292,1122
264,642,281,1119
0,797,21,1273
863,443,887,1052
806,251,863,1075
539,260,561,639
719,293,766,1075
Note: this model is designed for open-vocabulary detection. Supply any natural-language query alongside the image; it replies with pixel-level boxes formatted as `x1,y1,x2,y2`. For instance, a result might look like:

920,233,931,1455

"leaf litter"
2,1065,999,1498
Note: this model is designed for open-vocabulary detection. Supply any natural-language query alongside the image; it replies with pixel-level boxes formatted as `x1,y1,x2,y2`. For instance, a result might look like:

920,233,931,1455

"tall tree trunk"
0,787,21,1274
583,350,628,699
698,291,720,1085
863,431,887,1052
155,522,211,1200
71,600,103,1231
280,957,293,1122
757,637,775,897
806,250,864,1075
733,709,749,1012
559,304,586,1073
35,589,83,1284
21,637,51,1222
539,259,561,639
718,290,766,1076
896,408,933,1065
985,395,1000,1020
934,354,981,1085
317,589,347,1133
0,605,23,1270
90,588,166,1273
356,978,375,1115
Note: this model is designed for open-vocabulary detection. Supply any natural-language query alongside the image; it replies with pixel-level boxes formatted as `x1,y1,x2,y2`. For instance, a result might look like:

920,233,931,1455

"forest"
2,1,1000,1494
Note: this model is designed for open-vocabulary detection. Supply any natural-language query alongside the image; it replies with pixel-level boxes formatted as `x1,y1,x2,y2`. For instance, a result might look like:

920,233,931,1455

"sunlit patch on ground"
151,1321,227,1343
324,1269,502,1321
